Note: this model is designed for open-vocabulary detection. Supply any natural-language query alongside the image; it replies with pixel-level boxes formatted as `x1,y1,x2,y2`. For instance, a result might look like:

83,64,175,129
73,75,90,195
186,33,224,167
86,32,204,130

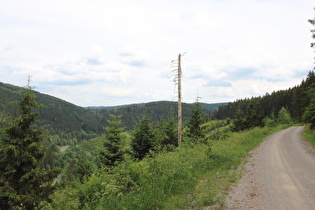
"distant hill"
0,82,103,145
0,82,226,144
89,101,228,130
87,101,227,112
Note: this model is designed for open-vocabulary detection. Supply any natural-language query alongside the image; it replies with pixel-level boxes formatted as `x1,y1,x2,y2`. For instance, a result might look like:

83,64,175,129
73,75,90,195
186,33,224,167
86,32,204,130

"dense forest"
0,81,224,145
214,71,314,121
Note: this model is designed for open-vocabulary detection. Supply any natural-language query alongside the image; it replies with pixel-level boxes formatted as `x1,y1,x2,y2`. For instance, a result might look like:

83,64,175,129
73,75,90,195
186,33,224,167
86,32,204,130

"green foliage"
302,72,315,128
0,82,60,209
100,110,125,166
62,153,94,184
131,115,155,160
0,82,102,146
215,71,315,123
44,142,213,209
1,82,223,147
203,120,231,141
303,102,315,129
232,100,264,132
187,101,205,139
231,108,247,131
245,100,264,128
96,101,218,130
263,114,277,127
43,122,289,209
154,114,178,151
277,107,292,124
302,124,315,148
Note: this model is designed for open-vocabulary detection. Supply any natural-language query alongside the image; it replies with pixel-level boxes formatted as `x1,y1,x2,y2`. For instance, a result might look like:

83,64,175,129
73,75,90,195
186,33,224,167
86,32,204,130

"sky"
0,0,314,107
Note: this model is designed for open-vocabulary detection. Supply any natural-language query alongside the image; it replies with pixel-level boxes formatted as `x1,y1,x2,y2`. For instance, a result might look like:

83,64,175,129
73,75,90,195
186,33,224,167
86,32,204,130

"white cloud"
0,0,314,106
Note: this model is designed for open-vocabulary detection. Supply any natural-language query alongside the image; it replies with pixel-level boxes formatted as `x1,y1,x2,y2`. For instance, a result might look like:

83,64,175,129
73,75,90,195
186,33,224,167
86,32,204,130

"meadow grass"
44,124,290,209
162,124,290,209
302,124,315,148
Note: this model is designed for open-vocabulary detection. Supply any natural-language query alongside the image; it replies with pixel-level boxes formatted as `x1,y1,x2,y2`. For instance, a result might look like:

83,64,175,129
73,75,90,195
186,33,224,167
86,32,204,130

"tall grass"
303,124,315,148
43,124,290,209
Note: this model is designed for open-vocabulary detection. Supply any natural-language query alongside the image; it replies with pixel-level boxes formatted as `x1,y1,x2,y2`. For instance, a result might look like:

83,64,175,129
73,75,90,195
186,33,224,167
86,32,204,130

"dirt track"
226,126,315,209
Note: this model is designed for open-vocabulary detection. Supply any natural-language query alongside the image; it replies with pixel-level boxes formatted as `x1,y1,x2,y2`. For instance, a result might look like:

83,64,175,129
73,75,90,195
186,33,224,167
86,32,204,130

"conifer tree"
245,100,264,128
161,115,178,147
0,78,60,209
131,114,155,160
232,108,247,132
303,9,315,128
187,100,205,139
100,109,124,166
302,72,315,128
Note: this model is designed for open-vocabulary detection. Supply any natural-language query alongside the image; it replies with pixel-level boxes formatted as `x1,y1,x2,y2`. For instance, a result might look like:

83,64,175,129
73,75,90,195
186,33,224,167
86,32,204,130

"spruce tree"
232,108,247,132
161,115,178,147
100,109,124,166
0,79,60,209
303,10,315,128
302,72,315,128
131,114,155,160
187,101,205,139
245,100,264,128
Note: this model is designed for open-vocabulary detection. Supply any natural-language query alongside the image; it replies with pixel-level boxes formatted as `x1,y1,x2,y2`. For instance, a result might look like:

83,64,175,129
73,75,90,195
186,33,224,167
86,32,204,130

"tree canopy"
0,81,60,209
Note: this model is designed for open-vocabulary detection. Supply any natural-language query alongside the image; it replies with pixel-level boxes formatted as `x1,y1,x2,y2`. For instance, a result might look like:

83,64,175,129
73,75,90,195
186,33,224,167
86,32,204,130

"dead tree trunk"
171,53,184,145
177,54,182,145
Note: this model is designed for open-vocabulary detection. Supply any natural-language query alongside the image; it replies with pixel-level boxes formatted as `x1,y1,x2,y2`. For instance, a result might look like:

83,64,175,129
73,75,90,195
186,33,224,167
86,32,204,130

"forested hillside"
95,101,226,130
0,82,103,145
0,82,223,145
213,71,315,128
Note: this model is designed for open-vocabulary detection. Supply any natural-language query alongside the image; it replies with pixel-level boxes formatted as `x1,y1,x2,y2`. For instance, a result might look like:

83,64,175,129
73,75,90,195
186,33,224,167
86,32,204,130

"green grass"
43,124,290,209
302,124,315,148
162,124,290,209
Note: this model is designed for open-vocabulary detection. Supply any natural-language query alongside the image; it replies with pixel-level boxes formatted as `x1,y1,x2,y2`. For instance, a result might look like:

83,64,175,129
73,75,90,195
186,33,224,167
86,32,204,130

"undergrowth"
162,124,290,209
42,124,290,209
303,124,315,148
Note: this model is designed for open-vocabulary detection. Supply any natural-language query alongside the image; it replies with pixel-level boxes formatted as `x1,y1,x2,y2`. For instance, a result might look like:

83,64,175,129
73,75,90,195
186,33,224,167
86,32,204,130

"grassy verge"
43,125,290,209
162,124,290,209
302,124,315,148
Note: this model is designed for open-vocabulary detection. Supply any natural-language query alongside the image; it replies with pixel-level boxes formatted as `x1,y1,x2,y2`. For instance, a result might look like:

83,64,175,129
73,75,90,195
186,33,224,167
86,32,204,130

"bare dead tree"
171,53,185,145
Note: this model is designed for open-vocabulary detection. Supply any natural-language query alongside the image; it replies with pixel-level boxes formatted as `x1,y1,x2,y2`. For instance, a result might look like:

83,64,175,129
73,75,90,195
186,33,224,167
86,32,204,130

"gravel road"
226,126,315,209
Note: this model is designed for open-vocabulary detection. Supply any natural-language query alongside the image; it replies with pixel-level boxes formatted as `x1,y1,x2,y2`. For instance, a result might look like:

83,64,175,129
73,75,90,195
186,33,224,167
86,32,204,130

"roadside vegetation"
41,110,293,209
303,124,315,148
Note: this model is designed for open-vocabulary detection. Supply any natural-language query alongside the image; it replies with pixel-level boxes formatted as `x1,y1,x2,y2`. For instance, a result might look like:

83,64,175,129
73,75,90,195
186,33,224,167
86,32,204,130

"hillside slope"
0,82,225,143
0,82,103,144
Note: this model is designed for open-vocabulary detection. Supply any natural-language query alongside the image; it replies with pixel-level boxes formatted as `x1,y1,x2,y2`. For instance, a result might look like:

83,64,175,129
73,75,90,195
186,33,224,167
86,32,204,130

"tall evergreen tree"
0,79,60,209
303,10,315,128
302,72,315,128
232,108,247,132
155,114,178,150
245,99,264,128
131,114,155,160
302,86,315,128
187,100,205,139
100,109,124,166
161,115,178,147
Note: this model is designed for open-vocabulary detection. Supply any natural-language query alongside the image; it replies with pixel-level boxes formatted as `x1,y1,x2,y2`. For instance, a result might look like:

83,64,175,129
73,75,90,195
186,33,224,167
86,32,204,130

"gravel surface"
225,126,315,209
